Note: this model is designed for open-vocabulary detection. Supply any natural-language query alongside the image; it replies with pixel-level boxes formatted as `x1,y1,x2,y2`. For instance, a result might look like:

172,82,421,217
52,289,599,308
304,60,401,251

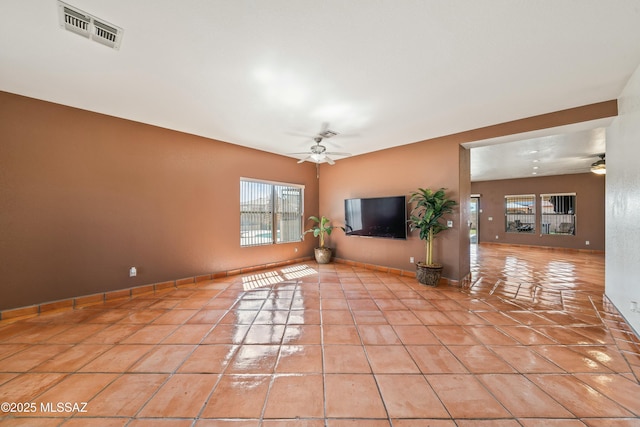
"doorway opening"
470,195,480,244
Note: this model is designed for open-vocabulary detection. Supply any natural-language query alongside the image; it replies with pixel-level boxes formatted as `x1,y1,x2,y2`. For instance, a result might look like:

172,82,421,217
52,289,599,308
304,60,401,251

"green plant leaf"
407,187,457,259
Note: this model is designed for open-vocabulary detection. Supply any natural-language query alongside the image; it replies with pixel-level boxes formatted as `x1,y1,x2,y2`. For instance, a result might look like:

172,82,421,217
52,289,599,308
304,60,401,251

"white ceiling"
2,1,640,181
465,119,610,181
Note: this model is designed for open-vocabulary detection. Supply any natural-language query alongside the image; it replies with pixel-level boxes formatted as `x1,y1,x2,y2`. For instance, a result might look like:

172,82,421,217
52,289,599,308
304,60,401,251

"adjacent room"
2,1,640,425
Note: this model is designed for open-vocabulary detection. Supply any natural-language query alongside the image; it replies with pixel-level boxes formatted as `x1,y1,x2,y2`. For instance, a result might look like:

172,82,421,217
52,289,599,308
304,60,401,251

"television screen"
344,195,407,239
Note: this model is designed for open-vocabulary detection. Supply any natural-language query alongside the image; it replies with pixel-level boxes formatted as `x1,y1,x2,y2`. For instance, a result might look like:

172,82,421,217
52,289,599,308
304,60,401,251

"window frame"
504,194,536,234
240,177,304,247
540,192,576,236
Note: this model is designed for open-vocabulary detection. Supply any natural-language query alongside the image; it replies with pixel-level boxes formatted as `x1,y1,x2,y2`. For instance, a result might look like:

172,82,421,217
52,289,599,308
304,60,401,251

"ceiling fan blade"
297,156,311,163
288,152,312,155
324,152,352,156
325,156,336,165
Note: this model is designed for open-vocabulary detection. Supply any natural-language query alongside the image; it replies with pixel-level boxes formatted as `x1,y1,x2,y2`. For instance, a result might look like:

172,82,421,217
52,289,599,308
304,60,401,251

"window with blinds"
505,194,536,233
540,193,576,235
240,178,304,247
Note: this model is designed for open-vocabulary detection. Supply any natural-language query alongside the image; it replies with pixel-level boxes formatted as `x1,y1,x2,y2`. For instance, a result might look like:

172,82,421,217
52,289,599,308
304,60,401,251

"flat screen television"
344,195,407,239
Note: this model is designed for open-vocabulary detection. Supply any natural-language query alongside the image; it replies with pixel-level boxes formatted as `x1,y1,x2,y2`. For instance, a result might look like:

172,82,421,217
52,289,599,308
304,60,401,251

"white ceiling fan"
289,124,352,165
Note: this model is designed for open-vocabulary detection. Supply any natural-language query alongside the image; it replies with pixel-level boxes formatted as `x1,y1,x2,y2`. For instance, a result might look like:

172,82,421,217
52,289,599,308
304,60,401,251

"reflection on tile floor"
1,244,640,426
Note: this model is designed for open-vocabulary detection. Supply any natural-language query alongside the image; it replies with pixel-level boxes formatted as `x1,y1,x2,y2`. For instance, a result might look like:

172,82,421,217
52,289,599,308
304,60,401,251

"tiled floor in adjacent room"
1,244,639,426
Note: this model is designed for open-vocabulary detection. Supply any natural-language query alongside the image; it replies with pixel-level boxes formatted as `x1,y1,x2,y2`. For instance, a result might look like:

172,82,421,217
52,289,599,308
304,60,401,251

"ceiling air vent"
58,1,123,50
92,20,120,48
60,5,90,38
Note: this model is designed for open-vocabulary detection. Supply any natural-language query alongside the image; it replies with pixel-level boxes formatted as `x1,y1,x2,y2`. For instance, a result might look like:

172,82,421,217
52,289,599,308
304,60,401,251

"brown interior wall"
0,91,319,310
457,145,472,277
471,173,605,251
318,139,467,281
316,101,617,279
1,92,615,310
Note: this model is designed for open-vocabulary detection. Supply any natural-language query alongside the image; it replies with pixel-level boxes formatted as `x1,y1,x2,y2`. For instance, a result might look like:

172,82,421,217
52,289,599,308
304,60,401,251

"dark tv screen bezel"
344,195,407,239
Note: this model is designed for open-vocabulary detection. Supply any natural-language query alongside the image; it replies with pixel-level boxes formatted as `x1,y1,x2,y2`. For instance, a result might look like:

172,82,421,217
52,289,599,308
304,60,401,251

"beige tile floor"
1,244,639,426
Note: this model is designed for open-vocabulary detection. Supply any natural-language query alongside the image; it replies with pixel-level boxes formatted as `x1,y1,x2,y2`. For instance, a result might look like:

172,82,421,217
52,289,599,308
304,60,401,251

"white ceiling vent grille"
58,1,123,50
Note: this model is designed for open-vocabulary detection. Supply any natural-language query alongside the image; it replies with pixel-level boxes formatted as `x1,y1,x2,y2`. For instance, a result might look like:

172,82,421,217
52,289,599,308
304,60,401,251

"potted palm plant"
408,188,457,286
304,216,344,264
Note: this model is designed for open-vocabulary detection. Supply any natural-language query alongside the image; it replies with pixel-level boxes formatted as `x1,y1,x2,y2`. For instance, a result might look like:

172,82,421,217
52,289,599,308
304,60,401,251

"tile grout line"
3,247,640,424
258,279,297,424
128,280,238,423
318,271,329,424
592,294,640,384
346,273,395,425
192,282,268,423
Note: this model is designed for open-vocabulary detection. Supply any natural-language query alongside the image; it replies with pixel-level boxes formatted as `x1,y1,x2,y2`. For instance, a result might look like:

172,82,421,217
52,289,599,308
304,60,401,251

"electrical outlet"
631,301,638,312
447,220,453,228
495,235,499,239
488,216,493,221
410,257,414,263
585,240,590,246
129,267,137,277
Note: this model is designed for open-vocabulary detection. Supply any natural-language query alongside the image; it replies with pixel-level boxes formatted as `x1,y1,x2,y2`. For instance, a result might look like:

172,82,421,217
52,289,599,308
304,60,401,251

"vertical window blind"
240,178,304,247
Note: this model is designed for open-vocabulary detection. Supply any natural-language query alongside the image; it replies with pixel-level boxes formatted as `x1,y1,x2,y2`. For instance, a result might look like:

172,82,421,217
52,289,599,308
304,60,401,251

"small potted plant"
304,215,344,264
408,188,457,286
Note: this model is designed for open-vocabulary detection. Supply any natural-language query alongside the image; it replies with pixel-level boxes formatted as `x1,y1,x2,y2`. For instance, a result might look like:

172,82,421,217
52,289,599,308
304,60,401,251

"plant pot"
416,263,443,287
314,247,333,264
